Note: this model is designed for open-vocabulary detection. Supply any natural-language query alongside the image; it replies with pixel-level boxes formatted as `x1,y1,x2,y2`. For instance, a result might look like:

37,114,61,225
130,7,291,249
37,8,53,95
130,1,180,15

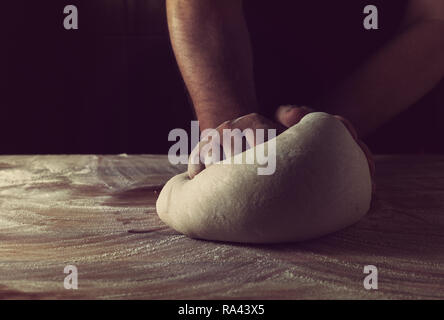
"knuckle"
218,120,233,131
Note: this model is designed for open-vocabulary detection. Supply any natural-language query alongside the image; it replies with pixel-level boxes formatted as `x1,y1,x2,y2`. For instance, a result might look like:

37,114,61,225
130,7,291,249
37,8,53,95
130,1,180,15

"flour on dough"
156,112,372,244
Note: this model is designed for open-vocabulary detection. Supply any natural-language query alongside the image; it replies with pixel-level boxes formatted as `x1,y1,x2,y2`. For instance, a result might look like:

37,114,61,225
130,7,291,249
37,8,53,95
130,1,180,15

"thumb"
275,105,316,127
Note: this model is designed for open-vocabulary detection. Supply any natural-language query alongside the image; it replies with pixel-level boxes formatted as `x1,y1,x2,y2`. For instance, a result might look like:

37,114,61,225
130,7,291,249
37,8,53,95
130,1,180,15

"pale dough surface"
156,112,372,243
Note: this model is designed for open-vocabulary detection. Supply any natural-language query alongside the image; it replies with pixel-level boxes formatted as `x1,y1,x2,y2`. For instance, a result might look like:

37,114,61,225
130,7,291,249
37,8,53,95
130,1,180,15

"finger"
333,115,358,141
188,161,206,180
230,113,287,137
372,180,377,195
276,105,315,128
188,139,207,179
217,120,246,159
217,114,286,159
187,133,224,179
356,139,376,178
333,115,375,180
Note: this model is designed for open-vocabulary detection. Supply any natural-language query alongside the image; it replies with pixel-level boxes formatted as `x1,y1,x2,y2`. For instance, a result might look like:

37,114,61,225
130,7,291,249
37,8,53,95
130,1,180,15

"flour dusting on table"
1,155,444,299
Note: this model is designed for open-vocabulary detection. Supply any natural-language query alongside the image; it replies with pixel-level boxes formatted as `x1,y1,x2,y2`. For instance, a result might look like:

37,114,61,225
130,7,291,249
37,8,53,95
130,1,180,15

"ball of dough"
156,112,372,244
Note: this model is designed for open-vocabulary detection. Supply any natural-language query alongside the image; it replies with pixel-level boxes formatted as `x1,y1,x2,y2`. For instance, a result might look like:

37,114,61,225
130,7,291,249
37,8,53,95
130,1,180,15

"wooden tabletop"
1,155,443,299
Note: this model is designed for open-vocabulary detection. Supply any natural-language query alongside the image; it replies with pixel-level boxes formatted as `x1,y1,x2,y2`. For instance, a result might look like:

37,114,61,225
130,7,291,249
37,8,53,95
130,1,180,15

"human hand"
276,105,376,194
188,113,286,179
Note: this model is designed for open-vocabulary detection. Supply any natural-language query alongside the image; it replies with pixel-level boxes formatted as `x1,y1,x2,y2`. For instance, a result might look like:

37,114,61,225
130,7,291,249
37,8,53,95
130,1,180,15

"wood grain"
0,155,443,299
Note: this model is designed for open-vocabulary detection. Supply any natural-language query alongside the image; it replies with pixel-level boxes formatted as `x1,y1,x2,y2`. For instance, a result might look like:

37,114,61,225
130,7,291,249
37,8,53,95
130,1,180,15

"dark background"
3,0,443,155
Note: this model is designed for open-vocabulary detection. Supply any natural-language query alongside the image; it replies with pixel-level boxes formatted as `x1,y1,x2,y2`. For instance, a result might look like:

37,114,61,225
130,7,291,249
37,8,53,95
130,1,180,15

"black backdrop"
3,1,444,154
4,0,191,154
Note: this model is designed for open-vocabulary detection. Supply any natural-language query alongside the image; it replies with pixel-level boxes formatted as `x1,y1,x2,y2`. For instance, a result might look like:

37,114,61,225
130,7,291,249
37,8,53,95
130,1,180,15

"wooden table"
1,155,443,299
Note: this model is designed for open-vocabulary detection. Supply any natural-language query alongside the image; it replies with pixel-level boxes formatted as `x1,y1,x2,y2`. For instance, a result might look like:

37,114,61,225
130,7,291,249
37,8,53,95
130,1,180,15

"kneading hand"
276,105,376,193
188,113,286,179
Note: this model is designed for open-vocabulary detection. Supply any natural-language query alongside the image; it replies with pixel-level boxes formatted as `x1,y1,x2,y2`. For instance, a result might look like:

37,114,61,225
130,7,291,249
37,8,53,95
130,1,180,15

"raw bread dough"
156,112,372,244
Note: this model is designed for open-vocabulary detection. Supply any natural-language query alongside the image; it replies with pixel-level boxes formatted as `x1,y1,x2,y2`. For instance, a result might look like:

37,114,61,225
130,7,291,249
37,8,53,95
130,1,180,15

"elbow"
404,0,444,25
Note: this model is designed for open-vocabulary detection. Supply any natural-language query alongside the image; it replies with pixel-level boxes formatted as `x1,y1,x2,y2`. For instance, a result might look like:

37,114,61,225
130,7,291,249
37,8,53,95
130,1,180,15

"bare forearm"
319,20,444,137
167,0,257,130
